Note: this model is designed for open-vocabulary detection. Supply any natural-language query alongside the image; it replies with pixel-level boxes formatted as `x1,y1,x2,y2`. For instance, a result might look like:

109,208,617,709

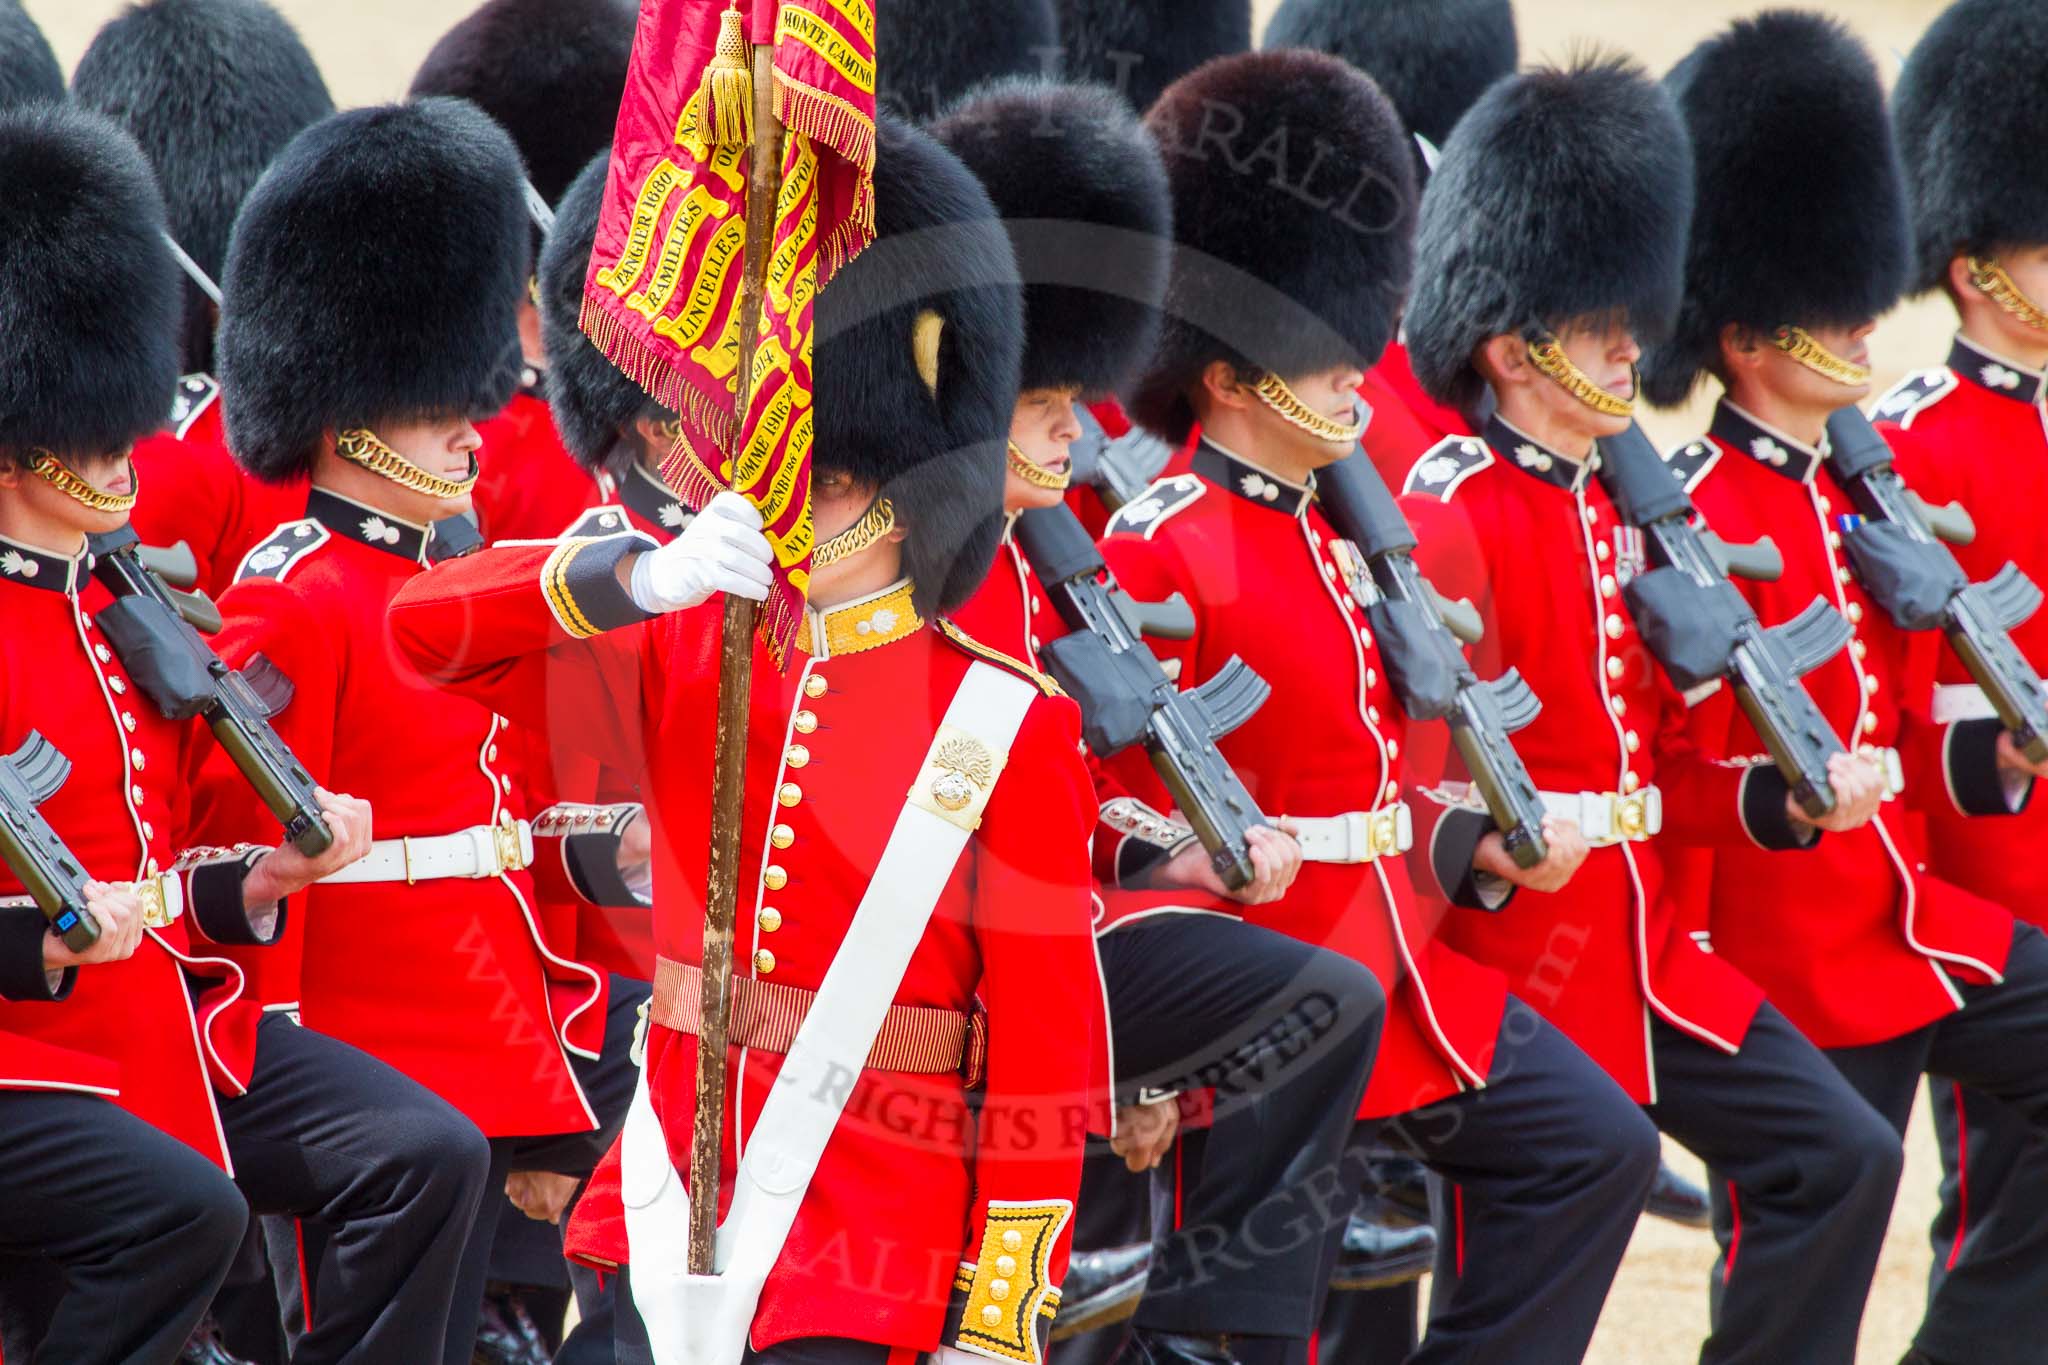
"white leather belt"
0,872,182,929
1540,787,1662,846
320,816,533,885
1289,804,1414,864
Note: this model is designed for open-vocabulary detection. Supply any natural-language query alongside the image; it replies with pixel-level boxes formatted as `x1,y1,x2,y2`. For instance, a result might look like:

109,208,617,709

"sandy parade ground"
28,1,1968,1360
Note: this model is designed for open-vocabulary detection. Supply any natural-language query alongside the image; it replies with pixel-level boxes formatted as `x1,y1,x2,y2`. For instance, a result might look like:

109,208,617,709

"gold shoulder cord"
1967,257,2048,334
29,452,139,513
812,496,896,568
1527,336,1637,417
335,428,480,499
1770,327,1872,388
1252,372,1369,443
1007,441,1070,491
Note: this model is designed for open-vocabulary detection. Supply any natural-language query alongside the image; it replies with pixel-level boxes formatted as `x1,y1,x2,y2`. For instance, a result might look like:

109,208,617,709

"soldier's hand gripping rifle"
1068,407,1178,514
1597,422,1851,819
1826,406,2048,764
85,524,333,856
1315,449,1550,870
1012,504,1270,891
0,734,100,952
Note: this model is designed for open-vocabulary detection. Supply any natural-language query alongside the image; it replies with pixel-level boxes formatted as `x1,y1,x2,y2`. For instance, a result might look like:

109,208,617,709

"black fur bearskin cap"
933,78,1171,398
1641,11,1908,407
876,0,1057,123
1262,0,1517,173
1893,0,2048,297
1056,0,1252,114
0,105,179,461
813,116,1023,616
1127,49,1417,443
217,98,529,484
72,0,333,375
0,0,64,112
407,0,635,209
1406,55,1693,413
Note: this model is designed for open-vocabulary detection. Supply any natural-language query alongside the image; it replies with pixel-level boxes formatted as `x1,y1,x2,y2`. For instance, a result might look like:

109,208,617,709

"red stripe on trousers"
1947,1081,1971,1272
295,1219,313,1332
1723,1180,1741,1284
1454,1184,1466,1279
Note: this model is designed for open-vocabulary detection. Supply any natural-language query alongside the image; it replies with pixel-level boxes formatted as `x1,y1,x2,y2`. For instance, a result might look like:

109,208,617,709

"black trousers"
1105,915,1383,1344
1345,996,1662,1365
1924,1079,2048,1365
0,1090,247,1365
616,1309,885,1365
1822,921,2048,1365
227,1014,491,1365
1657,1006,1900,1365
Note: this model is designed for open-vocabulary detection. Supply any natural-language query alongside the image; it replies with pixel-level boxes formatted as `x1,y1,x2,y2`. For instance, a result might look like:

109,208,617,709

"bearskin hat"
408,0,635,208
72,0,333,375
932,79,1171,398
876,0,1057,123
1405,56,1692,413
0,0,64,112
814,116,1022,616
1127,50,1416,443
1056,0,1252,114
217,98,529,484
1641,12,1908,407
1262,0,1516,169
1893,0,2048,297
0,105,179,461
541,149,670,473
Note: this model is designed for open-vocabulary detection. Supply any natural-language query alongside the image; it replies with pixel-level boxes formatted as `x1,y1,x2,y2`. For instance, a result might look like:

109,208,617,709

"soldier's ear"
1719,323,1766,377
1472,333,1529,393
1198,360,1254,412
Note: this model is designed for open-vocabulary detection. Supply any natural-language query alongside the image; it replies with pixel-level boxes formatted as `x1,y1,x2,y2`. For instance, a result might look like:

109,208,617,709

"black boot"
1048,1242,1151,1341
1125,1328,1241,1365
180,1316,260,1365
1328,1209,1438,1290
471,1285,551,1365
1645,1160,1712,1229
1371,1156,1432,1229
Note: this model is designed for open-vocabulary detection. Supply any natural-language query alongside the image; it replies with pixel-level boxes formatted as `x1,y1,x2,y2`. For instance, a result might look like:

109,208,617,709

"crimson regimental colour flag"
582,0,877,666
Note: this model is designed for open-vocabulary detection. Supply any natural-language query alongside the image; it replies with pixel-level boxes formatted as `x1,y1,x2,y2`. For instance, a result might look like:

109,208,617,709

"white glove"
629,491,774,613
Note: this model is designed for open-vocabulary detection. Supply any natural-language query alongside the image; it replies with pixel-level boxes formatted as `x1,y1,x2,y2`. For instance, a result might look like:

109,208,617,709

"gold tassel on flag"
690,3,755,148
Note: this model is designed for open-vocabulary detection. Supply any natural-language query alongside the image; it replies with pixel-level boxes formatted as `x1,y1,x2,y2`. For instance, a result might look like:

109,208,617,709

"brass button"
995,1255,1018,1277
1365,668,1377,689
131,784,145,804
129,748,145,771
1604,615,1624,639
979,1306,1003,1328
95,644,112,663
793,710,818,734
1610,695,1627,716
803,674,828,698
1385,780,1400,802
1861,712,1879,734
1837,567,1854,585
988,1279,1011,1302
758,907,782,932
1852,640,1868,660
121,712,136,732
1625,730,1641,753
1848,603,1864,623
784,744,810,769
1386,739,1399,760
1606,656,1624,679
1601,574,1617,598
1864,674,1880,695
771,823,795,849
778,782,802,808
763,865,787,891
1583,503,1600,524
753,949,776,974
1357,627,1373,650
1623,771,1641,793
1828,532,1843,549
1000,1230,1024,1252
1366,705,1381,725
1818,496,1832,513
109,677,126,695
1596,542,1611,562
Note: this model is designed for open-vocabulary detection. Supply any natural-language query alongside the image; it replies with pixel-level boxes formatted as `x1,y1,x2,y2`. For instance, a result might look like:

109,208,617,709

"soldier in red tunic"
393,116,1103,1365
1396,54,1905,1363
1102,51,1662,1365
1639,18,2048,1365
71,0,331,602
1873,3,2048,1359
0,102,488,1365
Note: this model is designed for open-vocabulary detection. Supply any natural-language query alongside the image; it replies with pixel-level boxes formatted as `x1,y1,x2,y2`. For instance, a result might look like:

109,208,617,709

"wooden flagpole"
689,35,786,1276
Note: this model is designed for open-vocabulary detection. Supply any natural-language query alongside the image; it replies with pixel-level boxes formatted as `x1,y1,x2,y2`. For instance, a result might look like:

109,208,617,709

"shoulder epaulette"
168,373,220,440
1103,473,1205,540
1660,438,1722,495
561,505,636,540
1871,368,1959,430
235,520,329,583
1402,435,1494,501
934,618,1064,698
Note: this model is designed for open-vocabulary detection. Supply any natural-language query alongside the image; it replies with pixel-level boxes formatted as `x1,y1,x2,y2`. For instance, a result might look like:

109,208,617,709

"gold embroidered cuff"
948,1200,1073,1365
540,534,652,639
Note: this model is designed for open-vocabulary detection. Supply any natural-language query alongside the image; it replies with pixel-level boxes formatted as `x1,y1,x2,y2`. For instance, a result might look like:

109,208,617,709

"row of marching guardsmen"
6,1,2048,1364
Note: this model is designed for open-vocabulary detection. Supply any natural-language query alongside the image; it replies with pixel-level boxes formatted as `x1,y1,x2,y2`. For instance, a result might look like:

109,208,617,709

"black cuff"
187,853,286,946
561,830,644,908
544,532,658,638
1430,807,1514,912
1112,833,1175,889
1738,765,1819,851
1947,719,2030,816
0,904,70,1002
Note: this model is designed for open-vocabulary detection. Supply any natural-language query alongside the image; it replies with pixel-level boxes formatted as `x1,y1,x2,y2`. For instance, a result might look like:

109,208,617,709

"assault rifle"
1316,448,1550,870
1012,504,1270,891
86,525,333,856
0,733,100,952
1826,407,2048,764
1068,407,1177,514
1597,423,1851,819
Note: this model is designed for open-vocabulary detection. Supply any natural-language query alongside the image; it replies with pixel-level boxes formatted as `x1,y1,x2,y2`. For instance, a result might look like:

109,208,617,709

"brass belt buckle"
492,814,527,874
134,876,171,929
1614,791,1650,841
1368,806,1404,859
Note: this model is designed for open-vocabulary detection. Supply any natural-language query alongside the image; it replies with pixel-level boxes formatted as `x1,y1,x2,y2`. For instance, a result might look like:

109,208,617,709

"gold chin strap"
336,428,480,499
1527,336,1637,417
812,496,896,568
1771,327,1872,389
1251,373,1368,444
1007,441,1071,491
30,452,139,513
1967,257,2048,334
